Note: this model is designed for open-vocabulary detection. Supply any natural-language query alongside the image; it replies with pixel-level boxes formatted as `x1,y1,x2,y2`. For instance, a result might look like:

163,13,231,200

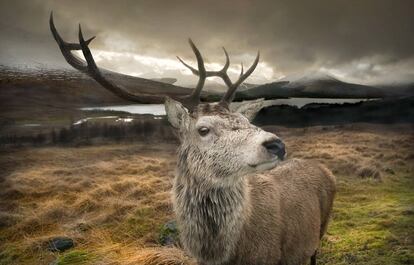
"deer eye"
198,127,210,136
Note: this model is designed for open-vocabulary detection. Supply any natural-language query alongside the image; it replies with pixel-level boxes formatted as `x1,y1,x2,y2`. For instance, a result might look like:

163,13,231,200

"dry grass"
275,123,414,179
0,143,177,264
0,123,413,264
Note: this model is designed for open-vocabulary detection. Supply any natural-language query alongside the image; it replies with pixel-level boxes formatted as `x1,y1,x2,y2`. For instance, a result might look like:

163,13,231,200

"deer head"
166,40,286,186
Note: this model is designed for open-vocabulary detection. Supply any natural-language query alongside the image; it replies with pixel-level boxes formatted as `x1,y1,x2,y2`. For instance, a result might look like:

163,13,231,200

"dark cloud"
0,0,413,84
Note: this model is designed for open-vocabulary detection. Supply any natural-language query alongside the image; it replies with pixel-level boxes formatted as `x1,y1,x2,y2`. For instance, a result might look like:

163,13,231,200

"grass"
0,244,20,265
320,175,414,264
0,123,413,264
55,250,95,265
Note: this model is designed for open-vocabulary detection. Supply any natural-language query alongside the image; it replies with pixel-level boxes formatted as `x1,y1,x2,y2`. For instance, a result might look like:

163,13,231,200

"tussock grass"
0,124,413,264
0,143,176,264
55,250,94,265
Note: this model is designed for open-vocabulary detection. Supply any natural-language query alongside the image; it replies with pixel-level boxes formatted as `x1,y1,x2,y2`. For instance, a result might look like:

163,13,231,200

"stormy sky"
0,0,413,86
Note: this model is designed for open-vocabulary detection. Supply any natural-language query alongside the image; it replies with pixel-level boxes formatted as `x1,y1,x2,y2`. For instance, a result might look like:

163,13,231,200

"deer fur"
164,98,336,265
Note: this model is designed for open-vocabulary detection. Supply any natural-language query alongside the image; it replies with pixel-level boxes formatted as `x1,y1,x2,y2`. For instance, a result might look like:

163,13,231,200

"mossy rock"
47,236,74,252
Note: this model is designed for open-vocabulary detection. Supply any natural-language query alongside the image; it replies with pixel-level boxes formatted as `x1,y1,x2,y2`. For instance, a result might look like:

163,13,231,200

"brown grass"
0,143,177,264
276,123,414,179
0,123,413,264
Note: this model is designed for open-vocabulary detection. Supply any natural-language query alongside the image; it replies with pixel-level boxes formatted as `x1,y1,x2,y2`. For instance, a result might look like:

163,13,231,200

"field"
0,123,413,265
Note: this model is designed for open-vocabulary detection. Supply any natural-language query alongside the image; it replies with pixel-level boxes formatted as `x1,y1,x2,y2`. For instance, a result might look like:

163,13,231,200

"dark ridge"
253,97,414,127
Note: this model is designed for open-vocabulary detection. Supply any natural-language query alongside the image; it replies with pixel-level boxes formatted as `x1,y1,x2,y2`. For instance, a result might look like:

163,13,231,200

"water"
81,98,373,115
21,123,42,127
72,116,132,125
81,104,166,115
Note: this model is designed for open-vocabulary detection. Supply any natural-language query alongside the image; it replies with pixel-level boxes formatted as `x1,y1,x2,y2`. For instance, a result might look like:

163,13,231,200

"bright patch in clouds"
74,49,275,86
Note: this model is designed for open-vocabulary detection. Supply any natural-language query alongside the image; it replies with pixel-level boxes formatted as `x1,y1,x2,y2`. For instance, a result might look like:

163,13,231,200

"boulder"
47,236,74,252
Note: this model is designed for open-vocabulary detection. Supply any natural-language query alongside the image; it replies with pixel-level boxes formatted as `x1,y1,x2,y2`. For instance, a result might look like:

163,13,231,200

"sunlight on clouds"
74,49,275,85
90,50,182,71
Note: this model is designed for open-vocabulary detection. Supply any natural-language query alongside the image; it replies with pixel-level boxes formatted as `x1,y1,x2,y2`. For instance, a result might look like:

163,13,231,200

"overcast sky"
0,0,413,86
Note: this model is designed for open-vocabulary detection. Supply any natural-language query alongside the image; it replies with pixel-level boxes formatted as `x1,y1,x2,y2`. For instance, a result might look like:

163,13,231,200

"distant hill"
2,64,413,113
150,77,177,84
254,96,414,127
233,73,414,100
377,82,414,97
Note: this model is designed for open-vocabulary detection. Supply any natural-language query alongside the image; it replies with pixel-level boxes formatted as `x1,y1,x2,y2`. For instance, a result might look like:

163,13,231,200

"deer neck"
173,146,251,263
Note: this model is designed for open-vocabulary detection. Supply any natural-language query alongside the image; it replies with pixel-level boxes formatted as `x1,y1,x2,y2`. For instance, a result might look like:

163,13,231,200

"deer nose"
262,138,286,160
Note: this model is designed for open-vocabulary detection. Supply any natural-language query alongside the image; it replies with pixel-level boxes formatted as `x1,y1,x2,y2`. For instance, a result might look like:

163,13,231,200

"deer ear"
233,99,266,121
164,97,189,129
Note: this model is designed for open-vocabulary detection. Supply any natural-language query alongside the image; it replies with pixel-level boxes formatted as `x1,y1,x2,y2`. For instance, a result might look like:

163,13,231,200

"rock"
47,236,74,252
159,220,179,246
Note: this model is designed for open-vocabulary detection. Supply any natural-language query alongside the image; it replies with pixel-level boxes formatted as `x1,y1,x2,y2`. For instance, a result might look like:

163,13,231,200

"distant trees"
0,117,177,147
0,133,46,146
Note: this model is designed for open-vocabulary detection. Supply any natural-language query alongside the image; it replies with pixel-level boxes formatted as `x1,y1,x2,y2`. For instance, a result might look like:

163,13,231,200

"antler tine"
188,39,207,99
49,12,95,72
218,47,230,75
239,63,244,78
176,39,208,110
219,51,260,107
176,56,199,75
177,46,229,78
78,24,100,75
213,48,233,88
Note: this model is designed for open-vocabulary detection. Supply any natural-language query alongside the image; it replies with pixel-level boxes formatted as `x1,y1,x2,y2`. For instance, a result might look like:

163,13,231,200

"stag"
50,13,336,265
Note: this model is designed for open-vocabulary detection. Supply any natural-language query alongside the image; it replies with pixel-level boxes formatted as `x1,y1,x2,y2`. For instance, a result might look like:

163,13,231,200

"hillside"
237,73,414,100
254,96,414,127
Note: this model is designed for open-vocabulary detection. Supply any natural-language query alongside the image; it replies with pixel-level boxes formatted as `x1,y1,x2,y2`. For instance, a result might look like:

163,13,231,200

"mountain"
150,77,177,84
254,96,414,127
377,82,414,97
2,64,413,114
235,73,390,100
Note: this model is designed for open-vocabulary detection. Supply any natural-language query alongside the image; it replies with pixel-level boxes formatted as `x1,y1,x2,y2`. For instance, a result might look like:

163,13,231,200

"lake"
81,98,373,115
82,104,166,115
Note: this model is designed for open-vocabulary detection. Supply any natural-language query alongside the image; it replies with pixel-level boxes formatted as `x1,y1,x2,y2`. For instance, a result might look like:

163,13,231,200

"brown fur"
142,158,335,265
229,159,336,265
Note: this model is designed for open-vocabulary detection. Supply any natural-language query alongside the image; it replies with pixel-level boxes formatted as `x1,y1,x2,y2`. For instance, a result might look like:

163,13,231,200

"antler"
178,40,259,109
50,12,259,110
175,39,207,110
50,12,168,103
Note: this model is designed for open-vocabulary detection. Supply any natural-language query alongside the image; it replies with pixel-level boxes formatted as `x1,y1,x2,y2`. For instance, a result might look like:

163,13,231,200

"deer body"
174,156,335,265
168,103,336,265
